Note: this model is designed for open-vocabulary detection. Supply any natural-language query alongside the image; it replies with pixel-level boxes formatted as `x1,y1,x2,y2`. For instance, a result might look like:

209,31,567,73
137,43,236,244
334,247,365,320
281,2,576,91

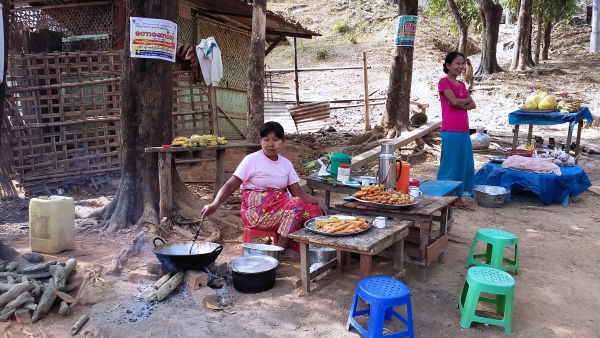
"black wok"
152,237,223,272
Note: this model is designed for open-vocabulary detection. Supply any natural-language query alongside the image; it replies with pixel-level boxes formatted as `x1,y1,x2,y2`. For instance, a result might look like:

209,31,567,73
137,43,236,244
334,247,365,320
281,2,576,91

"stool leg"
514,244,520,275
346,291,360,331
503,292,514,334
367,303,386,338
405,297,415,338
460,282,479,329
466,238,478,268
496,294,506,314
490,244,505,269
384,307,393,321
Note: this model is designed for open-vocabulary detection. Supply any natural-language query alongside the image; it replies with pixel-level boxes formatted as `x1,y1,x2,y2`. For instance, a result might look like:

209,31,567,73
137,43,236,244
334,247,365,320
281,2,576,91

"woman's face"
260,132,283,158
446,55,465,76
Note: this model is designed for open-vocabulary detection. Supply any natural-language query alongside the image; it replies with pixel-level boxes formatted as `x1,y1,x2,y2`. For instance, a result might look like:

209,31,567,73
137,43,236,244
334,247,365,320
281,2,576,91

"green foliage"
535,0,578,21
425,0,481,35
316,47,332,60
333,20,352,34
348,33,358,44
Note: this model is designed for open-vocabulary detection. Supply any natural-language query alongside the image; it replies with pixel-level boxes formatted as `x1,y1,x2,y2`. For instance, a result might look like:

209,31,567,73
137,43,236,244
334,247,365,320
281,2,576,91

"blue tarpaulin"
473,162,591,206
508,107,593,130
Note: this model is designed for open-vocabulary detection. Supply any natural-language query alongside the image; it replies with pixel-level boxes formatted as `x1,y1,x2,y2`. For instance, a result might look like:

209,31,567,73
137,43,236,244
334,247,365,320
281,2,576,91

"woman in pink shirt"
437,51,476,210
202,122,327,255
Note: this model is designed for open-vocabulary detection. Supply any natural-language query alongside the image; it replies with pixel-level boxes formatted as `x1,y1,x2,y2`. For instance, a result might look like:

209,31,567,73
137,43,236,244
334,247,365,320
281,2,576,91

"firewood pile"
0,257,84,325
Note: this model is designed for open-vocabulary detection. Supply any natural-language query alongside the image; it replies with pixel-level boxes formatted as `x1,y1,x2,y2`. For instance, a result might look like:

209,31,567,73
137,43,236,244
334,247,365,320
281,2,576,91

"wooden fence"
4,52,246,192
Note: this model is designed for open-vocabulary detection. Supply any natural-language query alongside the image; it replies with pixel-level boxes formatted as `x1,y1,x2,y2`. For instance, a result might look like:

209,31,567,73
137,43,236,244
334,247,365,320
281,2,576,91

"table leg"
526,124,533,146
359,255,372,279
336,250,344,275
566,125,574,153
344,251,352,266
158,152,172,219
447,205,454,232
393,239,405,276
417,221,431,282
325,190,331,208
512,125,520,148
438,207,449,263
300,243,310,293
575,121,583,161
214,149,225,198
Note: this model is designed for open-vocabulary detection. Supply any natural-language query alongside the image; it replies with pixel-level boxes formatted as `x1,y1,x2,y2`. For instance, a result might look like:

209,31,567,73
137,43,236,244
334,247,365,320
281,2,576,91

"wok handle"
212,245,224,255
153,237,166,248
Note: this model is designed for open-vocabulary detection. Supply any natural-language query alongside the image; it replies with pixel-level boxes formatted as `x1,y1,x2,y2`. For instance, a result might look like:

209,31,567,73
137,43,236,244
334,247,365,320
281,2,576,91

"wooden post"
512,125,520,148
158,152,172,219
214,149,225,198
362,51,371,131
209,85,219,136
575,120,583,159
565,125,574,152
359,255,372,279
294,36,300,105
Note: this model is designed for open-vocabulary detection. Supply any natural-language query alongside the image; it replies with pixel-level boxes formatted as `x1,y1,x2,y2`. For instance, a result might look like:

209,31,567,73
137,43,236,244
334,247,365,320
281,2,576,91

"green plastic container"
329,153,352,179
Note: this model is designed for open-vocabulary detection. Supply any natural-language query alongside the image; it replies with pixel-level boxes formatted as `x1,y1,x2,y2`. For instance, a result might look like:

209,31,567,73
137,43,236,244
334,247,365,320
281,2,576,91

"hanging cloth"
196,37,223,86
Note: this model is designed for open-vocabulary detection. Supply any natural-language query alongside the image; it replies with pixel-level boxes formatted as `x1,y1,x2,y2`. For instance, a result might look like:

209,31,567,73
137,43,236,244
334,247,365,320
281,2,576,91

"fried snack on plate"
353,184,416,205
314,217,369,234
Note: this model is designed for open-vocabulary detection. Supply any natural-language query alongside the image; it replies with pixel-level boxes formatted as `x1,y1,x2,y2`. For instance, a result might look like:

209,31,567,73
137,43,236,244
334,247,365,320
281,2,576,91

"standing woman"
437,51,476,210
201,121,327,257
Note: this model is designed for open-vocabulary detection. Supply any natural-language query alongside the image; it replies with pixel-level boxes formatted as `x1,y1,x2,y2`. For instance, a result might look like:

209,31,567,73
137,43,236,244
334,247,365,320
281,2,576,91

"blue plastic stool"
346,277,415,338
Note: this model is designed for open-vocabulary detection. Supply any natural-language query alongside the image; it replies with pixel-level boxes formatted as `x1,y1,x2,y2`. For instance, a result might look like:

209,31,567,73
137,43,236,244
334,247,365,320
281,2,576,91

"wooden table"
145,143,260,219
305,175,360,207
289,220,411,293
334,196,457,282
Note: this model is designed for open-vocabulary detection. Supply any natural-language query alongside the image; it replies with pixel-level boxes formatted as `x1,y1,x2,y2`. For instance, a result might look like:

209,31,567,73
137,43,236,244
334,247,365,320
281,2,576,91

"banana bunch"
171,136,190,147
557,100,581,113
188,134,228,147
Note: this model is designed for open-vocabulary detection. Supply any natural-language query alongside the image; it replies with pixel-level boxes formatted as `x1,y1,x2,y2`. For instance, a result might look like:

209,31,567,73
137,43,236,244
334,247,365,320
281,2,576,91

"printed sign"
130,17,177,62
395,15,418,47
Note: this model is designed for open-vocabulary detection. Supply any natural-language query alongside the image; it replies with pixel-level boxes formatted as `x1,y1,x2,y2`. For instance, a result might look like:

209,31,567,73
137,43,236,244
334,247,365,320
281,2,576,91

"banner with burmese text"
130,17,177,62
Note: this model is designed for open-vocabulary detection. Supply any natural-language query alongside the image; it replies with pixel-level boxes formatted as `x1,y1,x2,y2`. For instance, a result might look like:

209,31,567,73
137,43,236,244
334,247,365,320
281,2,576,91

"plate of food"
304,215,372,237
351,184,419,208
519,108,558,113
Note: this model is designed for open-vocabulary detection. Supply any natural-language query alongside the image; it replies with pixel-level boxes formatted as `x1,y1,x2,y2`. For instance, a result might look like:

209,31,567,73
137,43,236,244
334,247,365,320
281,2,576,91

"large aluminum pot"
242,243,284,259
230,255,278,293
152,237,223,272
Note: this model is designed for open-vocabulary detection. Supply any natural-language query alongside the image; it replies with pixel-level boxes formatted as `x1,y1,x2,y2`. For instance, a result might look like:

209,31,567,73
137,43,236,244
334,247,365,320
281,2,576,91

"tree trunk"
542,19,552,60
475,0,503,75
447,0,468,56
101,0,178,232
534,13,543,64
382,0,418,138
246,0,266,142
591,0,600,52
511,0,535,70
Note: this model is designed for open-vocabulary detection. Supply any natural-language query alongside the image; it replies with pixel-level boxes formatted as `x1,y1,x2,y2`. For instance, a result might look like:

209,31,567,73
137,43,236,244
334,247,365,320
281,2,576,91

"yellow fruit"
538,95,558,110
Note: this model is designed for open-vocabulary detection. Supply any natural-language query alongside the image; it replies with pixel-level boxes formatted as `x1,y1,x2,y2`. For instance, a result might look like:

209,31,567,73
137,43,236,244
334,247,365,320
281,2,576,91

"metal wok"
152,237,223,272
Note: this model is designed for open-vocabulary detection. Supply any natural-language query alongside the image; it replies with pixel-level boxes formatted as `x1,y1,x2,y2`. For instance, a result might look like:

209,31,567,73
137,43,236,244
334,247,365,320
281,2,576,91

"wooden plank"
10,1,110,12
145,143,260,153
350,120,441,170
266,65,368,73
158,153,172,219
217,106,246,138
214,149,225,198
309,259,337,280
363,51,371,131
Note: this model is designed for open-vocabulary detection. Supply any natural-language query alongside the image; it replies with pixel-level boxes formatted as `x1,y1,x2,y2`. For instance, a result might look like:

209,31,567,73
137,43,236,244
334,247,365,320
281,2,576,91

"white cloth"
196,37,223,86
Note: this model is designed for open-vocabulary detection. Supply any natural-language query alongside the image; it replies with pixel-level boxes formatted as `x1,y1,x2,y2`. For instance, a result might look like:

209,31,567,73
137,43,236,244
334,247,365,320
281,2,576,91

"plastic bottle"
395,160,410,193
29,195,75,253
329,153,352,179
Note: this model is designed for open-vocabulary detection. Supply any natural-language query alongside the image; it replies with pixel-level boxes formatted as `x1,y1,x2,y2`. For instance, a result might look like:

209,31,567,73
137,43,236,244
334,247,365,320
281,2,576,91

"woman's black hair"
260,121,285,139
443,51,465,74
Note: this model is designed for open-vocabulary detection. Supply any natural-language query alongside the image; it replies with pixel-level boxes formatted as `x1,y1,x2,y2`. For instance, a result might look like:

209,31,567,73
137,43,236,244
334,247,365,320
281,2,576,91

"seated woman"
201,121,327,257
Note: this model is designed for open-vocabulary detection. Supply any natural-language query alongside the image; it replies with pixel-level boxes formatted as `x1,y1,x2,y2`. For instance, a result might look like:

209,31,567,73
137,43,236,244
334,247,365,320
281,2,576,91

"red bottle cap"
408,178,420,186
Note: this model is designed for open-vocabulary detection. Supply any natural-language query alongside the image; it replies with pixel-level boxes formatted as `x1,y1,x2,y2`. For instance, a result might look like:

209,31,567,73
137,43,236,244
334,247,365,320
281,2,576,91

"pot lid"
241,243,284,252
230,255,278,273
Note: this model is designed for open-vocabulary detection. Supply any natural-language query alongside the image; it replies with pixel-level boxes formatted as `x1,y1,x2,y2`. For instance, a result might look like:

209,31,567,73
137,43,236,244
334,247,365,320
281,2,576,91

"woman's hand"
201,202,219,218
317,201,328,216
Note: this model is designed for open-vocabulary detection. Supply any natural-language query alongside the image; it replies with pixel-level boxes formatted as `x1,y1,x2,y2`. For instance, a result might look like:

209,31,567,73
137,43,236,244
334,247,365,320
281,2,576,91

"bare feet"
455,198,475,211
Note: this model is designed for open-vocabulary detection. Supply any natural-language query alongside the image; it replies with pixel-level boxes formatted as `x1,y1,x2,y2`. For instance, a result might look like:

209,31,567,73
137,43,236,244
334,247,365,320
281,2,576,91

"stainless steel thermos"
378,143,396,190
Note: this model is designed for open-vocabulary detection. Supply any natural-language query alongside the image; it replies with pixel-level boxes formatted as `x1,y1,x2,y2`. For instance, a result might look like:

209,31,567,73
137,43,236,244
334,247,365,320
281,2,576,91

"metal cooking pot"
230,255,278,293
152,237,223,272
242,243,284,259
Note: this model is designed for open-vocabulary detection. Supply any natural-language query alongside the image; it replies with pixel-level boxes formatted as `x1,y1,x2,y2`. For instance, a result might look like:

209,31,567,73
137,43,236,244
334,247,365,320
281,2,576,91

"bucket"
329,153,351,179
29,195,75,254
410,112,428,127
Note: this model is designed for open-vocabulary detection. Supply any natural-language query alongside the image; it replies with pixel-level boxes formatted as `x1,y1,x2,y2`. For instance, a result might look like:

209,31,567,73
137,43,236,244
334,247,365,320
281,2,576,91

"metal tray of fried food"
304,215,372,237
350,195,421,209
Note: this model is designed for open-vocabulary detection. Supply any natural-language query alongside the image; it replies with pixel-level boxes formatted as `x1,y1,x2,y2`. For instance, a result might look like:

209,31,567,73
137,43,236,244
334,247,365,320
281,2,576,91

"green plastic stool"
459,266,515,334
465,228,519,275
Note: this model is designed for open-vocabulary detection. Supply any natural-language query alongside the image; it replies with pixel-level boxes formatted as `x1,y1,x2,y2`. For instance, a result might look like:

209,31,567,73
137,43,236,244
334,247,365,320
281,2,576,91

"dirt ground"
3,2,600,337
